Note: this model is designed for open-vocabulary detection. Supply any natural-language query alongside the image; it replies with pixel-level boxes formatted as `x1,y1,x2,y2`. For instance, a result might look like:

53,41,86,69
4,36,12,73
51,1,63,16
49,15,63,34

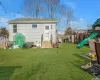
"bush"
52,43,59,48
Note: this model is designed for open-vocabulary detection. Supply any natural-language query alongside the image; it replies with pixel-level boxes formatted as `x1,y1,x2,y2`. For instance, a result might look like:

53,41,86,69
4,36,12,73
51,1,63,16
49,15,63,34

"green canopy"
13,33,25,48
93,18,100,27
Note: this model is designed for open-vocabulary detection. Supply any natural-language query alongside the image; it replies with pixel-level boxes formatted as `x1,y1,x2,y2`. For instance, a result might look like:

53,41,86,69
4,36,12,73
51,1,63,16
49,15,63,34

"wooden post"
95,42,100,64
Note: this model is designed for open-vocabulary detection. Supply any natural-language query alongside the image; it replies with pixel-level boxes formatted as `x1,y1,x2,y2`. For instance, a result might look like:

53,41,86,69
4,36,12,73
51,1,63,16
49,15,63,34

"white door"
44,26,50,41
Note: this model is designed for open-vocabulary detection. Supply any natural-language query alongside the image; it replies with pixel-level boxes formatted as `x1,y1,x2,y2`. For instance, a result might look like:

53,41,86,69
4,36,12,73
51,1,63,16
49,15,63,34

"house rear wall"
9,23,56,44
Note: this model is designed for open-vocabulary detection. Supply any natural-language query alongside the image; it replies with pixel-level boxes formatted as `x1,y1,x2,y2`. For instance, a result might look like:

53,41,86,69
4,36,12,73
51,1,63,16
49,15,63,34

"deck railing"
50,34,53,46
41,34,43,46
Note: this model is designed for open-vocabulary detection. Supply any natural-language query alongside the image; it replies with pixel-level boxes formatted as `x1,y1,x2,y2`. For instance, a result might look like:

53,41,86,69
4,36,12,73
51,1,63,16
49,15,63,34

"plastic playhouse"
9,33,25,49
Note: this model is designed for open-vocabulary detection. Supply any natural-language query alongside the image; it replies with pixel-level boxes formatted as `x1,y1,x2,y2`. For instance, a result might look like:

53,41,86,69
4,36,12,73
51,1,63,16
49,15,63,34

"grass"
0,43,93,80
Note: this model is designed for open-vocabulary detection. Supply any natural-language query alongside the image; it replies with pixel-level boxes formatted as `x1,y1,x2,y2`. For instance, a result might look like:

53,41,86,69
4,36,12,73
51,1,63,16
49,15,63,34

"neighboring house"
74,29,87,34
57,34,64,43
8,18,57,47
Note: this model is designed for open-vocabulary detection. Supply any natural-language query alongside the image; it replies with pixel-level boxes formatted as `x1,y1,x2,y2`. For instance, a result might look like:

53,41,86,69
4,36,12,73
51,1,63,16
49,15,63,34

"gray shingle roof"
8,18,57,24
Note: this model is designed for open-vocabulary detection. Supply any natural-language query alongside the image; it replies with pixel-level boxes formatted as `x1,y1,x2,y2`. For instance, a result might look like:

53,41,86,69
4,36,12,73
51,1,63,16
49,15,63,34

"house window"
45,26,49,30
32,24,37,28
13,25,17,33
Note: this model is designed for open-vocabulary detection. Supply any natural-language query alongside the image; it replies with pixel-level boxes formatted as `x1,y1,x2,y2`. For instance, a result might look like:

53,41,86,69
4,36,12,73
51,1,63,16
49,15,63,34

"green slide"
77,32,98,48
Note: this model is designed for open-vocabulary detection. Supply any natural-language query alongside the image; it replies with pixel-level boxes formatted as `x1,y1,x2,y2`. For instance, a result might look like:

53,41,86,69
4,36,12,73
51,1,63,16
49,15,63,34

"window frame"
13,24,17,33
45,26,49,30
32,24,37,28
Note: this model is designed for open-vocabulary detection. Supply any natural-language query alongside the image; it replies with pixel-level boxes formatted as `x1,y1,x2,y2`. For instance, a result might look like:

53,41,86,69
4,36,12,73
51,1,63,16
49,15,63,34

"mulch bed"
81,61,100,78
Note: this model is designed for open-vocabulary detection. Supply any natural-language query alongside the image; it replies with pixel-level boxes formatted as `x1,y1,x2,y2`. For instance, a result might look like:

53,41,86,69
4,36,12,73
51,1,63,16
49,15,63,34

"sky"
0,0,100,31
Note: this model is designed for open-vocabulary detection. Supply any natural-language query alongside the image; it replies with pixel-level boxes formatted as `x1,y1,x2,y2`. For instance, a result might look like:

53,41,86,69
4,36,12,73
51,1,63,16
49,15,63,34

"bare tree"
23,0,74,21
64,26,73,35
56,5,75,32
66,8,74,26
23,0,43,18
55,5,66,23
23,0,75,29
58,6,74,22
0,27,9,37
45,0,60,18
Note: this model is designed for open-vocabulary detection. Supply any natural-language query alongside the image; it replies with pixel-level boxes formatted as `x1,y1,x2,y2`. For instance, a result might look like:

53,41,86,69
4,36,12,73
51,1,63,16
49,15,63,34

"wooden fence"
0,36,8,48
62,33,88,44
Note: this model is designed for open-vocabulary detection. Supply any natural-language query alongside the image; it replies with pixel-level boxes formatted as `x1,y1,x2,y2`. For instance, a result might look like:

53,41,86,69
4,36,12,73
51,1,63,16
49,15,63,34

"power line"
0,1,7,13
0,1,29,18
0,1,20,17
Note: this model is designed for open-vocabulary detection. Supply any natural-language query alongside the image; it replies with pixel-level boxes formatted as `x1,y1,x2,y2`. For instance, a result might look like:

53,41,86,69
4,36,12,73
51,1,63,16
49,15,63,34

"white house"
8,18,57,48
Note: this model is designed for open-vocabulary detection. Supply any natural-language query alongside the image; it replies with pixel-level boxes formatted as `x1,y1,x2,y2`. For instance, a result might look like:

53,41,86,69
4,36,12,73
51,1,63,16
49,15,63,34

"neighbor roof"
8,18,57,24
92,18,100,27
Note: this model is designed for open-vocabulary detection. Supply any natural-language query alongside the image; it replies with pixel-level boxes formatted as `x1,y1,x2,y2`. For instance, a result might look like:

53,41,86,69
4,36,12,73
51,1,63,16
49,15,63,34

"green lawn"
0,43,93,80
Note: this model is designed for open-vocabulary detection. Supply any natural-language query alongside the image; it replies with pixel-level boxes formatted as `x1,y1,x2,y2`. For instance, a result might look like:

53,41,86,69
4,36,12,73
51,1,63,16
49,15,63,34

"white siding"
9,23,56,44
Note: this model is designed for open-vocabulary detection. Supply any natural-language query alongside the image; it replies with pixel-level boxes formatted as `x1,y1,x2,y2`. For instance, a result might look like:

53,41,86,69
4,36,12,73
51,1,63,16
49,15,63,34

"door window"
45,26,49,30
